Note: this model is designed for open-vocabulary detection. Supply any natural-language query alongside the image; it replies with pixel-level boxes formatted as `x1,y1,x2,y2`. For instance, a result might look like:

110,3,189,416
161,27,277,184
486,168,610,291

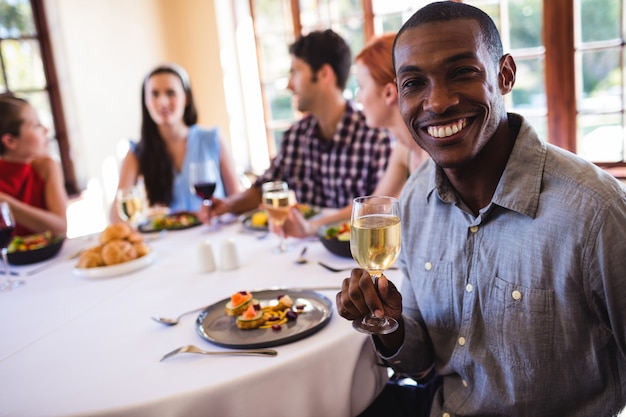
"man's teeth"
427,119,467,138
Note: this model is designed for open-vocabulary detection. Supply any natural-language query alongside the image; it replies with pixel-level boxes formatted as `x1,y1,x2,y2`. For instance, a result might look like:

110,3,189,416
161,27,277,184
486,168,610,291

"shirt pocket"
487,276,555,368
410,257,457,334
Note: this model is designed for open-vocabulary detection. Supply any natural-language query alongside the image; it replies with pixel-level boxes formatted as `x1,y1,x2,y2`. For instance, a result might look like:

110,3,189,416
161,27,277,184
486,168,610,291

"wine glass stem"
278,228,287,252
1,248,11,291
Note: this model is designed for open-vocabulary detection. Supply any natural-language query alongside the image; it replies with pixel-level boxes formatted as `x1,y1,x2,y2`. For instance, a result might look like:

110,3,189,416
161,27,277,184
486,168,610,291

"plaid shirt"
256,101,392,208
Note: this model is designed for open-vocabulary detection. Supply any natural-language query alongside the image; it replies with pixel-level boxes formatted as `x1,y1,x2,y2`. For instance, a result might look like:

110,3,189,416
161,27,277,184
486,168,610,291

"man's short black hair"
394,1,504,69
289,29,352,90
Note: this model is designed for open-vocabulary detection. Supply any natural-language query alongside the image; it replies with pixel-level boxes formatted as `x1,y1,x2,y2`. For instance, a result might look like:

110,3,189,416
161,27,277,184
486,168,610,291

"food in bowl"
7,231,66,265
324,222,350,241
318,222,352,258
8,231,58,253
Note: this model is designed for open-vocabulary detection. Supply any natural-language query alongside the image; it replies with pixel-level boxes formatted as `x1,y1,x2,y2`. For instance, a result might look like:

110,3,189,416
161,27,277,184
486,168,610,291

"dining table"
0,215,398,417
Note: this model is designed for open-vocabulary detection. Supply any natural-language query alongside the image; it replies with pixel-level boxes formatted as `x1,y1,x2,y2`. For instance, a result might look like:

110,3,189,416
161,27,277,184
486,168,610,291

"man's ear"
498,54,516,95
318,63,336,86
384,82,398,106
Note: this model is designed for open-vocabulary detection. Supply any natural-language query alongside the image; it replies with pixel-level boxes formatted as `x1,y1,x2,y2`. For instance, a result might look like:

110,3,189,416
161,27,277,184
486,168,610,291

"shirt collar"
426,113,547,219
305,100,358,144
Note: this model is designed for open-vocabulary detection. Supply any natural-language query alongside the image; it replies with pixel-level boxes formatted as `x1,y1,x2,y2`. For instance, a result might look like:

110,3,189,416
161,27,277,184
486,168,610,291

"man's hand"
336,268,403,321
198,197,229,225
337,268,405,353
281,206,315,238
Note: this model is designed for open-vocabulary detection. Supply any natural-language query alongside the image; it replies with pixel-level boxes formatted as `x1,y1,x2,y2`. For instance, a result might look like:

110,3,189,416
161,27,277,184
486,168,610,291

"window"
0,0,78,194
248,0,626,177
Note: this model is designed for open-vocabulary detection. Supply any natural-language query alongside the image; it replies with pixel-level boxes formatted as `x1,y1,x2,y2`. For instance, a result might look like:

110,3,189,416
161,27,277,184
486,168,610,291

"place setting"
153,287,334,358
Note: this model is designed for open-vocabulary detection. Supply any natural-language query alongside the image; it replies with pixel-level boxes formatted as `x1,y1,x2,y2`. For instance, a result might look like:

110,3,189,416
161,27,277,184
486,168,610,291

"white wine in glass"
117,186,145,228
261,181,292,253
350,195,401,334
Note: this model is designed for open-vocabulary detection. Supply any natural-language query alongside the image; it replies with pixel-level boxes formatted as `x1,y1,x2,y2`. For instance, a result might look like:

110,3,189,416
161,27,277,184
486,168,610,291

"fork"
317,261,399,273
160,345,278,361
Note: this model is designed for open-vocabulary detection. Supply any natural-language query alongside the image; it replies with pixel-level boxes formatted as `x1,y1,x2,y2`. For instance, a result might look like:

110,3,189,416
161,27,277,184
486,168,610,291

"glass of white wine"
350,195,401,334
116,184,145,228
261,181,292,253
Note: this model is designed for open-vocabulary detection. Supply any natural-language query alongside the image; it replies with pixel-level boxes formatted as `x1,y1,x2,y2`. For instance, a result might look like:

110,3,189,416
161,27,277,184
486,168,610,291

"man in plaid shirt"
203,29,392,220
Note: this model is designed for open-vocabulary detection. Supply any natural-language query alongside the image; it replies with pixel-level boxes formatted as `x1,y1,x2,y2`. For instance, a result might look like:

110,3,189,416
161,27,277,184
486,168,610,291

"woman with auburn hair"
281,33,427,238
0,94,68,237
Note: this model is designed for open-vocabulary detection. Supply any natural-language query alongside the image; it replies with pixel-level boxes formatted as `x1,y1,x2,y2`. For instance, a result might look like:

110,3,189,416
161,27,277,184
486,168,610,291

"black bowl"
318,223,352,258
7,236,65,265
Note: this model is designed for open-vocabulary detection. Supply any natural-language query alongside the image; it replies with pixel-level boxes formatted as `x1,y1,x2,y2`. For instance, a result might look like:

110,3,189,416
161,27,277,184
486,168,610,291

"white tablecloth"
0,221,393,417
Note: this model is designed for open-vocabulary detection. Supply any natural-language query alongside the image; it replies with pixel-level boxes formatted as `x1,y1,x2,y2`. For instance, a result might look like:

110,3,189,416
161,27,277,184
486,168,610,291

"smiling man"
337,2,626,417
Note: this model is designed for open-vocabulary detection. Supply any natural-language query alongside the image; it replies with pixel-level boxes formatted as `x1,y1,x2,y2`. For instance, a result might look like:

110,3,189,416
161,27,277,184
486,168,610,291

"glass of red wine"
189,160,218,208
0,202,23,292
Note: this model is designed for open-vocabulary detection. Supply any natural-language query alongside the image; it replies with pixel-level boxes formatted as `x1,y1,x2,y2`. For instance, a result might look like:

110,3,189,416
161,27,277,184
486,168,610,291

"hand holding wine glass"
261,181,293,253
350,195,401,334
0,202,24,292
189,160,218,207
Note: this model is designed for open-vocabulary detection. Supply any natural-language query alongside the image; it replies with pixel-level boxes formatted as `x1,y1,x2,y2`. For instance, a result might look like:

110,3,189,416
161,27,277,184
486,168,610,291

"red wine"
0,226,15,249
194,182,216,199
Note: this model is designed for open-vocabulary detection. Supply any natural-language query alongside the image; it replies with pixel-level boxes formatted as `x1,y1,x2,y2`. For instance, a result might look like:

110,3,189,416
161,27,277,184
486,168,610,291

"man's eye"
400,78,423,90
454,67,478,77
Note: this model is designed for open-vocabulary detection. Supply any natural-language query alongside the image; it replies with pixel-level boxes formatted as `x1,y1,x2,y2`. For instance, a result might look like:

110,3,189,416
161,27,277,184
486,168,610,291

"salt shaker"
198,240,216,273
220,238,239,271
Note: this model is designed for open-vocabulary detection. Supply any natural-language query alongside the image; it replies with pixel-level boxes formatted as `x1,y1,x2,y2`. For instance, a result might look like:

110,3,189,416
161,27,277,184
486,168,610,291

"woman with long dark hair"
111,63,241,222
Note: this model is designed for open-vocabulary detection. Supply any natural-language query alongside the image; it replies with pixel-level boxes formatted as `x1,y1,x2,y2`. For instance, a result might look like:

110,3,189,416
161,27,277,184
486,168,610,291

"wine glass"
189,160,218,207
0,202,24,292
116,184,145,228
261,181,293,253
350,195,401,334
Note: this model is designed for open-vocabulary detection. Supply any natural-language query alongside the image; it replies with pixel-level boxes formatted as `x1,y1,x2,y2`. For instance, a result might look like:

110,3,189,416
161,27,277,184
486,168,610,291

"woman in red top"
0,95,67,236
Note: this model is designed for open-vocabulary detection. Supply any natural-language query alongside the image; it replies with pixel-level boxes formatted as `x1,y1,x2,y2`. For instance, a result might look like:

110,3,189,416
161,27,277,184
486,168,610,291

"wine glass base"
272,244,292,254
0,278,25,292
352,314,399,335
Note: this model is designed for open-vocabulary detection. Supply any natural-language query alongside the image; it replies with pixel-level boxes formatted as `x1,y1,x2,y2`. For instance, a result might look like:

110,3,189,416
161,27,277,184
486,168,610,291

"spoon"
295,246,308,264
151,305,207,326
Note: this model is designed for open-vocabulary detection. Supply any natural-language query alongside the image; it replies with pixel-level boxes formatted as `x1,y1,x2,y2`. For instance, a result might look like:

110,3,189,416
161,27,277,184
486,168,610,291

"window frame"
0,0,78,195
249,0,626,178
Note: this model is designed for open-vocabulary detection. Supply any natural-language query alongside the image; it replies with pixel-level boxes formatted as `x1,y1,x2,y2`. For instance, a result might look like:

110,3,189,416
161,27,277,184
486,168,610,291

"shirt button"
469,226,479,233
424,262,433,271
466,283,473,293
462,379,468,387
458,337,466,346
512,290,522,301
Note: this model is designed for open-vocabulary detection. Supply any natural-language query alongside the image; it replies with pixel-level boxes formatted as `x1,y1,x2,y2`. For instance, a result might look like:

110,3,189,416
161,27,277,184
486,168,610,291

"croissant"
101,239,138,265
76,249,104,268
99,222,132,244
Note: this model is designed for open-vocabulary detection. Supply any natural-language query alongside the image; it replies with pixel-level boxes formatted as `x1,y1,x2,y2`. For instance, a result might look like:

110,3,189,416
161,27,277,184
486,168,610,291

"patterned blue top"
132,125,225,212
171,125,224,212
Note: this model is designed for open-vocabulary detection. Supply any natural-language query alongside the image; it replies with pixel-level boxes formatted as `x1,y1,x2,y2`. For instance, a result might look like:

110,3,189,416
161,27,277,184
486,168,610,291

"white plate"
73,250,156,279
